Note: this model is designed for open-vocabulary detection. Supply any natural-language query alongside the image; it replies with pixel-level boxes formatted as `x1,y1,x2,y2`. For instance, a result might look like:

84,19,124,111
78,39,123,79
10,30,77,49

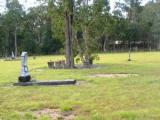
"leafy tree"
5,0,24,57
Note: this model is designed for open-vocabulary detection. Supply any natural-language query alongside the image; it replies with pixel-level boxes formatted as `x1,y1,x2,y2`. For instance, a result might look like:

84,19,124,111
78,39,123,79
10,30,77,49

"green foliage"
60,105,73,112
0,1,63,56
1,0,160,57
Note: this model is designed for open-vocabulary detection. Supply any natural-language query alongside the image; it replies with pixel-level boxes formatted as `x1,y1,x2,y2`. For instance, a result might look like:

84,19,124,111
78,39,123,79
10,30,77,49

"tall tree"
64,0,74,68
5,0,24,57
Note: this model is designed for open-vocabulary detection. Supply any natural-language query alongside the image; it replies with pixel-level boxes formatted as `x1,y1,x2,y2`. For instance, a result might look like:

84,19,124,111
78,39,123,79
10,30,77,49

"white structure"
20,52,29,76
19,52,31,82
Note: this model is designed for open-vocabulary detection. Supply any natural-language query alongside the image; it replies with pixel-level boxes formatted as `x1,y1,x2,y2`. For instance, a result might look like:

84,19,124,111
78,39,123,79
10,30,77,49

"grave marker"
18,52,31,82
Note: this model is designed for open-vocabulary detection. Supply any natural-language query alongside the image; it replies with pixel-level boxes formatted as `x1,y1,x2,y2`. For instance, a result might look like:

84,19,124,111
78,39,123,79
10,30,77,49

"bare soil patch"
34,108,75,120
89,73,138,78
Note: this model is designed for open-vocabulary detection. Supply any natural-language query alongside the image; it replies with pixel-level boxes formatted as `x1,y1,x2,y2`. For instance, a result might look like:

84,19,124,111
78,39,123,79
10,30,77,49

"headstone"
18,52,31,82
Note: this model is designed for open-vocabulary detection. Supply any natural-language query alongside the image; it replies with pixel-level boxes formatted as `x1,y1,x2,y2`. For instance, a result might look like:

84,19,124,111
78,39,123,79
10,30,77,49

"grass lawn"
0,52,160,120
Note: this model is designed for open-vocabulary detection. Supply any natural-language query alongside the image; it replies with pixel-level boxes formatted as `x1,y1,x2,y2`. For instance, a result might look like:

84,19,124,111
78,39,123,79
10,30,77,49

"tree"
5,0,24,57
92,0,111,52
114,0,143,59
74,0,111,62
64,0,74,68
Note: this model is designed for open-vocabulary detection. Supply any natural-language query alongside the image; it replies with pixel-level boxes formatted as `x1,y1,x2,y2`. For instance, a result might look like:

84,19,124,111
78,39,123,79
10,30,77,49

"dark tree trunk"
65,10,74,68
14,27,18,58
128,42,132,61
5,32,9,58
74,30,83,60
147,32,151,51
83,0,90,60
103,36,108,52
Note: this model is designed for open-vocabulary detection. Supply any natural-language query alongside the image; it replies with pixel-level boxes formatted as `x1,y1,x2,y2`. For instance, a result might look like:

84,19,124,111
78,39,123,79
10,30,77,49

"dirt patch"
34,108,75,120
89,73,138,78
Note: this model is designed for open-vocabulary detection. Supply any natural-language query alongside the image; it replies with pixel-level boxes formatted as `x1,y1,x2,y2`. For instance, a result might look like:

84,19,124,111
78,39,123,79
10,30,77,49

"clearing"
0,52,160,120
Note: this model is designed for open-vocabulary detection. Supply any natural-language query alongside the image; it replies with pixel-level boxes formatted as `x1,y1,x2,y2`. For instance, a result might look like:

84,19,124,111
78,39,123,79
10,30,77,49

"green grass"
0,52,160,120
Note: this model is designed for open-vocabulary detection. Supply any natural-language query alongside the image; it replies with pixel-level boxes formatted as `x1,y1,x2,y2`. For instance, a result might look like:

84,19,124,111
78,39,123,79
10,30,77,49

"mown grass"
0,52,160,120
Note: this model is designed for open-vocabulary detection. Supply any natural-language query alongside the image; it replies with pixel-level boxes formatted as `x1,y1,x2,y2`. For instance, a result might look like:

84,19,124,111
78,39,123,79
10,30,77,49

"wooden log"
13,79,77,86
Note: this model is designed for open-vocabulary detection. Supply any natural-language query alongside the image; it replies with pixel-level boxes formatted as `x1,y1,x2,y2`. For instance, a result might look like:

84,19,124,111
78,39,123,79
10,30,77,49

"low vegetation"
0,52,160,120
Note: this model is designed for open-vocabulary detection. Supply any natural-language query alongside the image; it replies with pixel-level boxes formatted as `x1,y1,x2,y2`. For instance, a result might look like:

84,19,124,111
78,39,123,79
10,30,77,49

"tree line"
0,0,160,59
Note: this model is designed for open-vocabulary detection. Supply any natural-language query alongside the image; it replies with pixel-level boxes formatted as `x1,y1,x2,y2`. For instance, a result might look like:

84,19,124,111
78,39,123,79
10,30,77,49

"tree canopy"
0,0,160,58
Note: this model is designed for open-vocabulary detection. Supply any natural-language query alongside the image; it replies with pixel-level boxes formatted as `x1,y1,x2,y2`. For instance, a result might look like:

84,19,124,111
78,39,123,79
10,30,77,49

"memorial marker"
14,52,76,86
18,52,31,82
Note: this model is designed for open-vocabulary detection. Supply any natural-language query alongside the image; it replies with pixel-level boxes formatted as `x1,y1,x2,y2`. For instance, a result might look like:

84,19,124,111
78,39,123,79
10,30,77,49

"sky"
0,0,149,13
0,0,39,12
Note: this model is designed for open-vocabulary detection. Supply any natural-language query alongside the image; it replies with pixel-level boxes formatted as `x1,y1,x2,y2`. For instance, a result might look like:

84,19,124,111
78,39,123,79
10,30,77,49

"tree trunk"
14,27,18,58
5,31,9,58
74,30,83,60
128,42,132,61
83,0,90,60
65,11,74,68
147,32,151,51
84,26,89,57
69,12,74,68
103,36,108,52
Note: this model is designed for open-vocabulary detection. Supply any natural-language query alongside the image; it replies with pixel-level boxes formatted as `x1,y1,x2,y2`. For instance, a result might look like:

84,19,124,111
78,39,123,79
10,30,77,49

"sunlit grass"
0,52,160,119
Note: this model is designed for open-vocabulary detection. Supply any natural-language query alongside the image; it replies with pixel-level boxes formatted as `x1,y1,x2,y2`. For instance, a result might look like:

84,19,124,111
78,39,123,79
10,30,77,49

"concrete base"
14,79,76,86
